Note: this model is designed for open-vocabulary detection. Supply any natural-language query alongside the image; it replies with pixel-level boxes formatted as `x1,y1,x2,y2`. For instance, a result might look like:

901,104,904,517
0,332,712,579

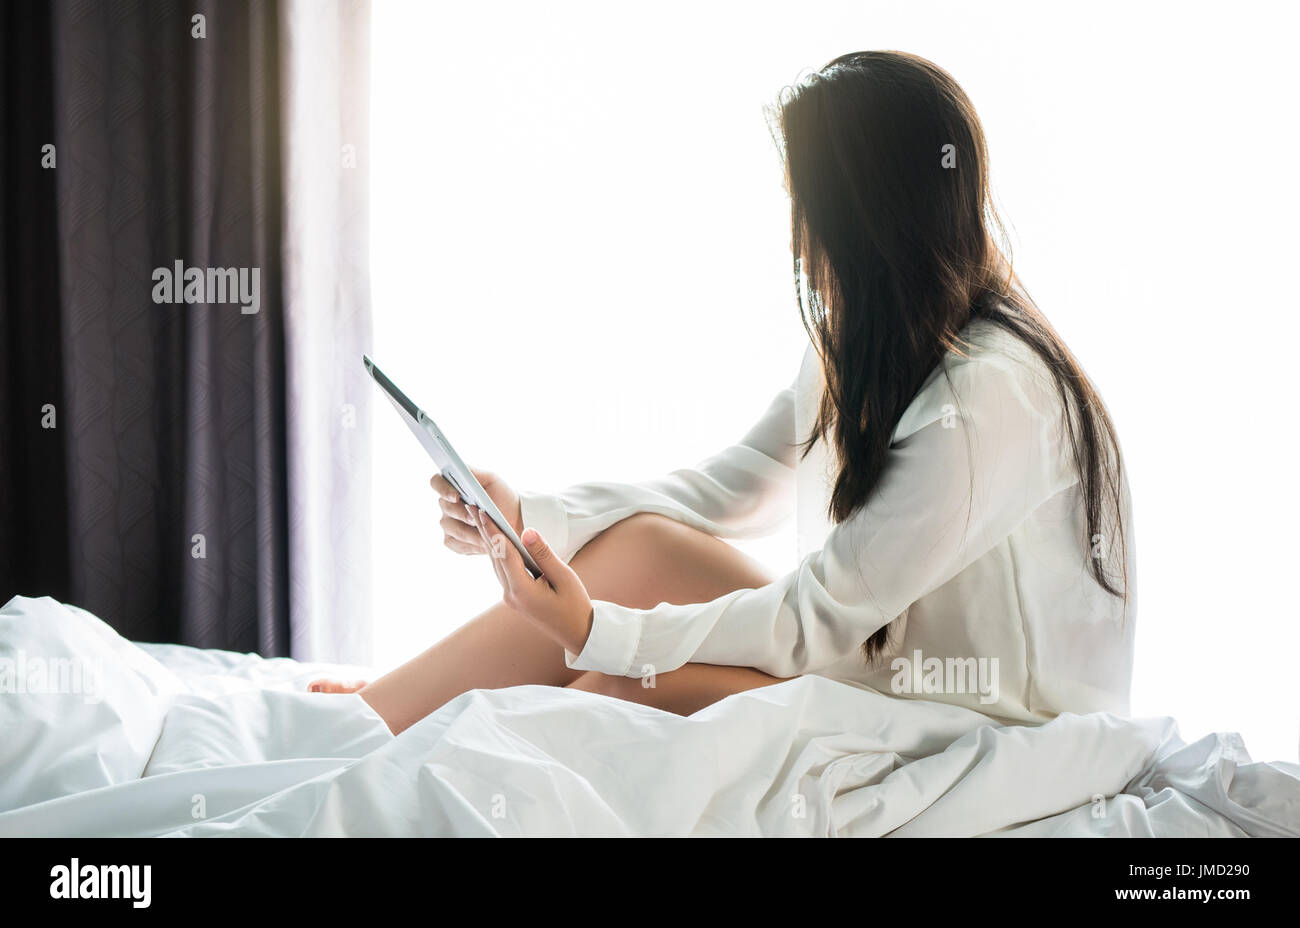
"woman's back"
797,317,1136,722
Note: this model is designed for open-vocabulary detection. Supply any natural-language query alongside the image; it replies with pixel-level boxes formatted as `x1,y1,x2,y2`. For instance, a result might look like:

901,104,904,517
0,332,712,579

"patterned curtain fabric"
0,0,372,661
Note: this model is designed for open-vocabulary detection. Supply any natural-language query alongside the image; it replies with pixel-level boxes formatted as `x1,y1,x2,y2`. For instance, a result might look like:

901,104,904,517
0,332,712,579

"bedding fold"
2,595,1297,837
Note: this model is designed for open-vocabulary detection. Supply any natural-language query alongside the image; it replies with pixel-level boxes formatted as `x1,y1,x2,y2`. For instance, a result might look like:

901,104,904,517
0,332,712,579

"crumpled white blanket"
1,595,1296,837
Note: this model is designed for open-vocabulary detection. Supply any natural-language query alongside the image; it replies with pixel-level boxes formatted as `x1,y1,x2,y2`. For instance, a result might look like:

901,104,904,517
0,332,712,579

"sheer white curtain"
281,0,373,661
371,0,1300,762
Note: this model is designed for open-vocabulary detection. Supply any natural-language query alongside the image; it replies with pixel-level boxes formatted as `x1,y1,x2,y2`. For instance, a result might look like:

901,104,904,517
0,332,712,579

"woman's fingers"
434,483,475,525
474,509,536,604
486,513,536,590
430,473,459,501
466,507,592,659
437,495,467,519
438,495,482,527
434,474,487,554
443,537,481,555
470,507,509,589
439,513,483,548
476,515,592,655
519,527,573,592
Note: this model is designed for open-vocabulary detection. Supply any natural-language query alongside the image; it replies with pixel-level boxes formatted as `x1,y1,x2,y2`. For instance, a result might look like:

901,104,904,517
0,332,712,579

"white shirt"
519,318,1136,724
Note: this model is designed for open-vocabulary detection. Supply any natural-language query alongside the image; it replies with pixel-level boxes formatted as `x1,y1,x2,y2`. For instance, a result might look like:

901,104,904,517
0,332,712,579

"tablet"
364,355,543,579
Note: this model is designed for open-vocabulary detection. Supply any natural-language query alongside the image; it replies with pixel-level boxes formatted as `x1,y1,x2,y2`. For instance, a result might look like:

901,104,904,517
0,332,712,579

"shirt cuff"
517,490,573,562
563,601,644,677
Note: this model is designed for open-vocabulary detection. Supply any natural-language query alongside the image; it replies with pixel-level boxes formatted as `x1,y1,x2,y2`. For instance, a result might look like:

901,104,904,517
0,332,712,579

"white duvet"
1,595,1297,837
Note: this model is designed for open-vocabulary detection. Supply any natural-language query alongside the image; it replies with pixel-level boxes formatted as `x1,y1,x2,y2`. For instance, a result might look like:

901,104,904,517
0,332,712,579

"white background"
370,0,1300,762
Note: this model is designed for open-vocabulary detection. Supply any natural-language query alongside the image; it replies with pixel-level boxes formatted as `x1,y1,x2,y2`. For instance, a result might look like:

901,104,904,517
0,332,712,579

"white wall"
371,0,1300,762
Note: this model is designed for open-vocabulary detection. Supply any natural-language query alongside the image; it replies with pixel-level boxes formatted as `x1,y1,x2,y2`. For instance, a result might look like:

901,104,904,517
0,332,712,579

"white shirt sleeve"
517,378,799,563
564,351,1081,679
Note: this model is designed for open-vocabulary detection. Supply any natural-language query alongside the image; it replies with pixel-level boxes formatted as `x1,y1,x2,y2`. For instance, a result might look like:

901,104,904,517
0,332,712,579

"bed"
1,595,1296,837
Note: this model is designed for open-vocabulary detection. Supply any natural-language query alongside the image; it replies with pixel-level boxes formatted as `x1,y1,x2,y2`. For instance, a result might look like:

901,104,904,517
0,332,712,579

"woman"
315,50,1135,736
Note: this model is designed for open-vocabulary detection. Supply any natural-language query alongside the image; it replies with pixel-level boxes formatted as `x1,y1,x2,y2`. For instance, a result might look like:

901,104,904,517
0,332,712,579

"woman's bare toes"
307,679,368,694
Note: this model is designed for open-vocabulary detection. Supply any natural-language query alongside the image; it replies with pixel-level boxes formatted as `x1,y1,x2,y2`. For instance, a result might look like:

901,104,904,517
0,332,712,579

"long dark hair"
772,51,1127,661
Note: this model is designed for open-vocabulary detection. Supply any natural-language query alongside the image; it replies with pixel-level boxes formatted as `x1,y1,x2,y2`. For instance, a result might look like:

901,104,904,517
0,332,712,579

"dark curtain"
1,0,291,654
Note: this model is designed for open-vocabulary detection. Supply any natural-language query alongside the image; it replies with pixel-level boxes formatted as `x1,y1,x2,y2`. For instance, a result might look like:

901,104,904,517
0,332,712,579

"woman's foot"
307,679,368,694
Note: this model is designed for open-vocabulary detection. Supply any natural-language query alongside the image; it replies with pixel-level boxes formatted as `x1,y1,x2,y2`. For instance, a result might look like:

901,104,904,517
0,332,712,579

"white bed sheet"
2,595,1297,837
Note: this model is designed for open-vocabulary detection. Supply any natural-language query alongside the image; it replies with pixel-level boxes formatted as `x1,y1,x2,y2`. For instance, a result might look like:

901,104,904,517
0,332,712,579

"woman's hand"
469,507,593,656
432,468,523,555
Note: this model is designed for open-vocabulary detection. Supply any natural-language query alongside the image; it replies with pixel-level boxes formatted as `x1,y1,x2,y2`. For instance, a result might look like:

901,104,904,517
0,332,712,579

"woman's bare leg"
353,514,786,734
566,663,785,716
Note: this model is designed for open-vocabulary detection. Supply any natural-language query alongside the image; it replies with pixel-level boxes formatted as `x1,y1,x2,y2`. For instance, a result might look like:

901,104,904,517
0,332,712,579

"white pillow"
0,595,182,813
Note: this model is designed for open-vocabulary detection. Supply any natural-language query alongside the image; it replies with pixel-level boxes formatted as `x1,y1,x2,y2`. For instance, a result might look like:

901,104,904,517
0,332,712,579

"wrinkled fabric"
3,596,1294,837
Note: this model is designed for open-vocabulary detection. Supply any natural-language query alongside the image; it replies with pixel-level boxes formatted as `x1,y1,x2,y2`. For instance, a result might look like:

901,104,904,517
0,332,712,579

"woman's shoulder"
959,315,1052,373
891,315,1064,444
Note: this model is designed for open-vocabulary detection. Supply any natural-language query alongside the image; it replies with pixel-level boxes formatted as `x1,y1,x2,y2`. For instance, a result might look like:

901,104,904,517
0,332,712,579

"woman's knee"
578,513,690,558
570,514,700,603
571,513,771,608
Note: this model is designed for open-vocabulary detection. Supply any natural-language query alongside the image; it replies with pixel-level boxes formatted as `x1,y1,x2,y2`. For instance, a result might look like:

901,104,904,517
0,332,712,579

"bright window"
372,0,1300,762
